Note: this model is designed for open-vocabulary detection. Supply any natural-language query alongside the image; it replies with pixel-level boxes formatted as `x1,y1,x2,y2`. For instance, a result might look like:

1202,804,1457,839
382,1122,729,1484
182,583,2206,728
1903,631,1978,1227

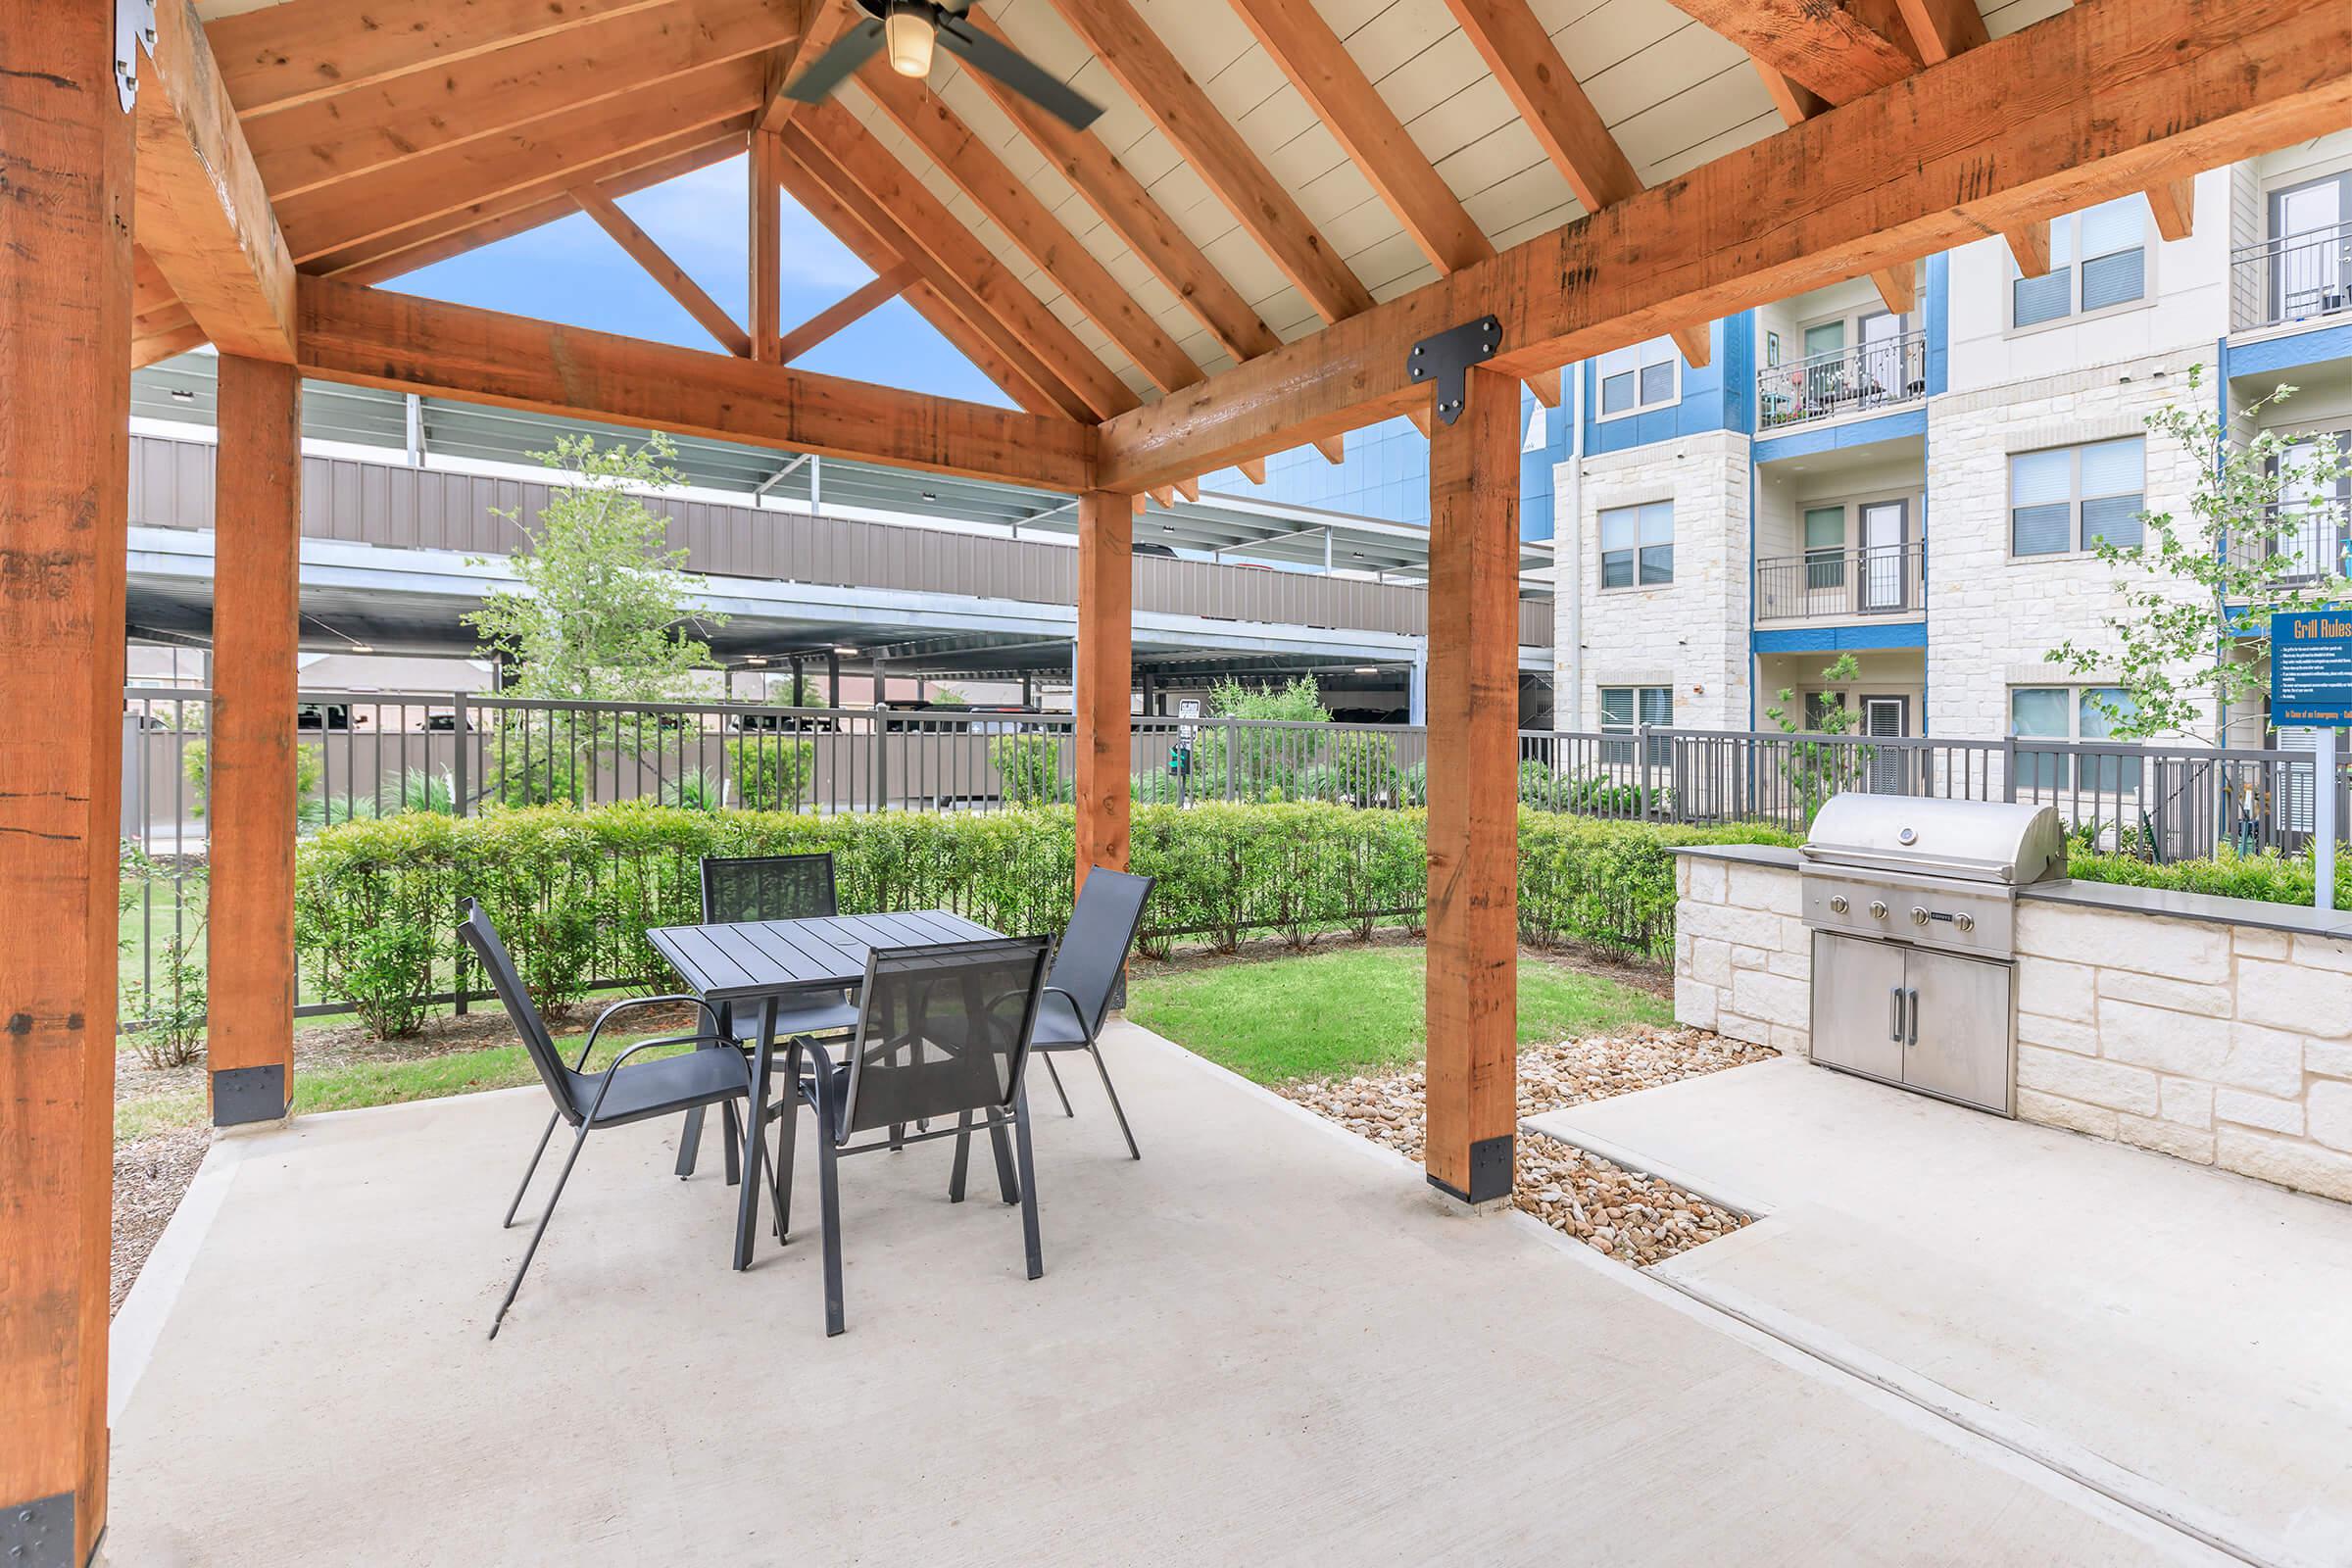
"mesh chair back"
836,938,1051,1141
457,900,579,1119
701,853,838,925
1050,868,1154,1037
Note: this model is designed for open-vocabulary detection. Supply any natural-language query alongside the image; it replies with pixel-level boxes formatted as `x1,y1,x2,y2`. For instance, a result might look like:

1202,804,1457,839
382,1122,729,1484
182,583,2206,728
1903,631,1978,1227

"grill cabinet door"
1809,932,1907,1084
1901,947,2014,1113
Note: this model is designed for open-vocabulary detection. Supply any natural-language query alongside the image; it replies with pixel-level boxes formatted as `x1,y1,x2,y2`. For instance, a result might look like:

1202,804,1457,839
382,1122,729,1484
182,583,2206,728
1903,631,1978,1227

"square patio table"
647,909,1006,1270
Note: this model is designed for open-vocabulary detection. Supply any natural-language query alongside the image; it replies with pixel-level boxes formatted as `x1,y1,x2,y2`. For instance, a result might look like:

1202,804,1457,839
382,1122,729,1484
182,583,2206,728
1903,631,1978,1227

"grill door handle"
1889,986,1904,1043
1906,987,1921,1047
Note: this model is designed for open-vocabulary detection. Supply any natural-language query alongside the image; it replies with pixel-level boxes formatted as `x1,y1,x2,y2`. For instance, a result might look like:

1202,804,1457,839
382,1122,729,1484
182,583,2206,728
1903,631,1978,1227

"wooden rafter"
957,8,1278,368
2147,178,2197,243
1755,54,1913,318
1095,0,2352,490
1042,0,1374,323
2004,222,2053,279
856,65,1201,392
295,274,1096,488
774,127,1086,417
1893,0,1989,65
241,0,802,200
1666,0,1919,106
573,185,752,356
273,58,764,265
134,0,297,363
762,0,858,131
792,106,1138,418
751,128,786,361
208,0,676,117
777,264,918,363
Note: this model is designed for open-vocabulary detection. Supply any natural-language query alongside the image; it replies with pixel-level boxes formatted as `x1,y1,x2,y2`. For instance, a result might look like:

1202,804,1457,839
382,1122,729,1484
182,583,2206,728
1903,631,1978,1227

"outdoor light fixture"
1353,666,1378,674
884,1,935,77
745,656,767,665
170,388,194,402
346,643,374,655
832,644,858,655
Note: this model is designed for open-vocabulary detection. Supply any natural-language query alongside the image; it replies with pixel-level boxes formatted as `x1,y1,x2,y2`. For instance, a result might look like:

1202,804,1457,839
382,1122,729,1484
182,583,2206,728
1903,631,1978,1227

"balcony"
2230,220,2352,332
2245,500,2351,583
1756,331,1928,432
1754,540,1926,624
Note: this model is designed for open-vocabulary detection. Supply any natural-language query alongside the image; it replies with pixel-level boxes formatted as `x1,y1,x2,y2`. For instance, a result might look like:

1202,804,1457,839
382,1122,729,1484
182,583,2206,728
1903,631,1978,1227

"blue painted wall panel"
1752,622,1929,653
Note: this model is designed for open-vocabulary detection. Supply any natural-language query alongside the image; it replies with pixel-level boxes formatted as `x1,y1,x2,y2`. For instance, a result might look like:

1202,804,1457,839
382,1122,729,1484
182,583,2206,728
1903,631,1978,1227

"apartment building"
1220,130,2352,754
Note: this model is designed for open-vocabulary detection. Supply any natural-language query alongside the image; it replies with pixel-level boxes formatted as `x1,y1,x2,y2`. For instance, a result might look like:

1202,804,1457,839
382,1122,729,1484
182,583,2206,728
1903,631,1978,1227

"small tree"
466,434,724,805
1764,653,1871,825
2047,369,2352,744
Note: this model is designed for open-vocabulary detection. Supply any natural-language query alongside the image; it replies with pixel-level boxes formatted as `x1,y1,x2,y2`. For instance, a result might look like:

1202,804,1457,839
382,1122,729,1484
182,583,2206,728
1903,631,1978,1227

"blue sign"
2271,612,2352,724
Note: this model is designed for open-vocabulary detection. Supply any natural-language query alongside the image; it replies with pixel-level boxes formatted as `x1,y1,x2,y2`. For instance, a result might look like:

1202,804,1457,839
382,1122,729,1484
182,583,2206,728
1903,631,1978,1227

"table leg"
732,995,778,1271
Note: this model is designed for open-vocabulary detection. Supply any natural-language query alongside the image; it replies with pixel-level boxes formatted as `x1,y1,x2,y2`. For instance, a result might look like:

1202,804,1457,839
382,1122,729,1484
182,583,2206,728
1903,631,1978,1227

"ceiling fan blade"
935,18,1103,131
784,17,887,104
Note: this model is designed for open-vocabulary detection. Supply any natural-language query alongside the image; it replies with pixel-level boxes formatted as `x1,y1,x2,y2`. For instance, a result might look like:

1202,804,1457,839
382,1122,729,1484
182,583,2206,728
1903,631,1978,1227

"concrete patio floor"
108,1022,2229,1566
1528,1056,2352,1568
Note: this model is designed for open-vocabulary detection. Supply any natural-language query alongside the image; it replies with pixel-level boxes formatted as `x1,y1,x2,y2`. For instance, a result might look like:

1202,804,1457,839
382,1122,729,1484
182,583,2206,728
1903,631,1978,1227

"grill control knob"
1868,901,1887,920
1954,912,1976,933
1829,895,1849,914
1910,906,1931,926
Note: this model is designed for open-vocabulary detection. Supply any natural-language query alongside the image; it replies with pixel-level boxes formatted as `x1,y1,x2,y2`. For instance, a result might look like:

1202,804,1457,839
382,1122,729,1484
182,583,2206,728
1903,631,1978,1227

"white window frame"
1597,500,1674,591
1593,336,1682,423
2007,436,2146,561
2008,684,2142,792
2005,197,2157,334
1597,685,1674,764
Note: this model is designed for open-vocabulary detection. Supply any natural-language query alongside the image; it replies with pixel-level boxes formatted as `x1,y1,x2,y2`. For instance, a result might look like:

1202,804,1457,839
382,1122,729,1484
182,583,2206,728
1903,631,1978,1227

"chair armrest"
798,1039,843,1144
580,1034,753,1122
1041,985,1096,1041
575,994,725,1069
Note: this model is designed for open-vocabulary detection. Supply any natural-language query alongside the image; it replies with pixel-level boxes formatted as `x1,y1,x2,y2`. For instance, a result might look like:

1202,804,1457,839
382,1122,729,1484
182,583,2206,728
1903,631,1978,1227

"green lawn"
1125,946,1669,1085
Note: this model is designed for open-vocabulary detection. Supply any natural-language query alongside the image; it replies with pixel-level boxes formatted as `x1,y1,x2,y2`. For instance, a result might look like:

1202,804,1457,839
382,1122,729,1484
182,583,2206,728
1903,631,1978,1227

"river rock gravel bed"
1278,1025,1776,1267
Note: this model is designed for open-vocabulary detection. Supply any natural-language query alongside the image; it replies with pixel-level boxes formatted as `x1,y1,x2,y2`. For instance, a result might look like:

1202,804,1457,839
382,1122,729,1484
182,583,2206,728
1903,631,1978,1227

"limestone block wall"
1674,849,2352,1203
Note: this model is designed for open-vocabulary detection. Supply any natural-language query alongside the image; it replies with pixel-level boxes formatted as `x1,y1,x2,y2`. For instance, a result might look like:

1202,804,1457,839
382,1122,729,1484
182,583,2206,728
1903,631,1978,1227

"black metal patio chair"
772,936,1052,1336
1024,866,1153,1159
674,853,860,1182
460,899,771,1339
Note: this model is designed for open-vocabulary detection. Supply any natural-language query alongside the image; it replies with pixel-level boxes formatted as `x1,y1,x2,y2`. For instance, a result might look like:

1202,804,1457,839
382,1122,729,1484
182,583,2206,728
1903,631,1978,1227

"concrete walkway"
1528,1056,2352,1568
108,1024,2224,1566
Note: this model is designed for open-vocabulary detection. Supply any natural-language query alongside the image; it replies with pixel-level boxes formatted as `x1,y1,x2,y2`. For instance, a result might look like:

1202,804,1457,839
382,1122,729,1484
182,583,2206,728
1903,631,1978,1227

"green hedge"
291,803,1794,1032
2063,846,2351,910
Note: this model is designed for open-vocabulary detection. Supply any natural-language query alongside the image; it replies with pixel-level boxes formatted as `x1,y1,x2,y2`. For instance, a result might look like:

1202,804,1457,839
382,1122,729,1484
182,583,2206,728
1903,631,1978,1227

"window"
2012,198,2149,328
2010,436,2145,557
1598,501,1673,588
1803,691,1848,732
1803,506,1845,589
1596,337,1680,419
1522,404,1548,453
1599,685,1674,764
2009,686,2141,792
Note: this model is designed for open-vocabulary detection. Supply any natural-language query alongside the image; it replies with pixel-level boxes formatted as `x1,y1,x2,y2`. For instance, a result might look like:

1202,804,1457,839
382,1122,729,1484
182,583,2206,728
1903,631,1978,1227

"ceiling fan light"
884,5,934,77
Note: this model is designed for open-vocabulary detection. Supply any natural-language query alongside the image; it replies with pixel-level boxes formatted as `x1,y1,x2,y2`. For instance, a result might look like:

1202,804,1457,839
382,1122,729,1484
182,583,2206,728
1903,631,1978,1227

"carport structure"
7,0,2352,1555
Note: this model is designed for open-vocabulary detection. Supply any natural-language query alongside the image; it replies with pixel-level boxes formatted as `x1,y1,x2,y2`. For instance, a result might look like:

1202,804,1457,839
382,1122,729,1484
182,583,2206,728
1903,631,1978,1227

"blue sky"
389,154,1012,408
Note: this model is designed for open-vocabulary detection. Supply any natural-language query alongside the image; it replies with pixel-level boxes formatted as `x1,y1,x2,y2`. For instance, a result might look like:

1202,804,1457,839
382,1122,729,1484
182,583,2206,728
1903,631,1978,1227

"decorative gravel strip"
113,1124,212,1314
1279,1026,1776,1267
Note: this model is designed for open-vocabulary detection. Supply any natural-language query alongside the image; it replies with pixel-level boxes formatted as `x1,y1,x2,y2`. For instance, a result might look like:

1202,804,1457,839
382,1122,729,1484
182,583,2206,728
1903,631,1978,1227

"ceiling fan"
784,0,1104,131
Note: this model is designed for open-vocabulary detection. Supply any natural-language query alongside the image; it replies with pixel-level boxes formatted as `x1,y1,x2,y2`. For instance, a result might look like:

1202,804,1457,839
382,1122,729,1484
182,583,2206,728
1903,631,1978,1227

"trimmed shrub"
2064,845,2351,909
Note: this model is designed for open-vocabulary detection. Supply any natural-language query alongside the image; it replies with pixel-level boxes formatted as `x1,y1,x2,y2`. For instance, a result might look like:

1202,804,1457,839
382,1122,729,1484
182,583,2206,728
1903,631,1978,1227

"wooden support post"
1074,489,1134,894
0,9,132,1558
1423,363,1520,1206
207,357,303,1127
750,127,784,361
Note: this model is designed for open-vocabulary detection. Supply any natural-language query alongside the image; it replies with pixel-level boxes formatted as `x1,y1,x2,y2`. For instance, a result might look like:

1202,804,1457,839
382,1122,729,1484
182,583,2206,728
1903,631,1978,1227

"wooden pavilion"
6,0,2351,1555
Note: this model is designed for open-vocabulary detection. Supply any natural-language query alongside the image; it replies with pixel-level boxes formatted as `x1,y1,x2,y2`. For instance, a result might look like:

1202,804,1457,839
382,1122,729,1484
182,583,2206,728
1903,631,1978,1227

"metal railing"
2246,500,2352,583
1756,330,1929,431
2231,220,2352,332
1754,541,1927,622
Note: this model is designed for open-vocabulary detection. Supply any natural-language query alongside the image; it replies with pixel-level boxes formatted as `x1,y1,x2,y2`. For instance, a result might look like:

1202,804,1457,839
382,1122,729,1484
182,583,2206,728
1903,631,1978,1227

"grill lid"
1800,794,2067,885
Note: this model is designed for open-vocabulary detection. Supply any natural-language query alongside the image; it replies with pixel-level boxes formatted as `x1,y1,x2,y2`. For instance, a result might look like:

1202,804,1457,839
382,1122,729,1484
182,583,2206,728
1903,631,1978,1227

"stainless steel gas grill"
1799,794,2068,1115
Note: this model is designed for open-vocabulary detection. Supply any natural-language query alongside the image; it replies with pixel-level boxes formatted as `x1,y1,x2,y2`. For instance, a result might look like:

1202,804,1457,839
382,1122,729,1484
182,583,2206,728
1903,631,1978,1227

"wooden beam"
773,135,1074,416
2147,176,2197,242
295,274,1097,489
1671,325,1711,368
856,65,1201,392
2004,221,2053,279
751,127,785,361
1523,368,1562,409
134,0,298,363
1871,264,1920,315
574,184,753,356
209,0,675,117
208,356,302,1130
1442,0,1642,213
1096,0,2352,491
274,57,764,264
242,0,801,200
1423,364,1519,1207
134,321,213,369
762,0,858,131
791,108,1138,417
1753,60,1828,123
0,12,129,1558
1666,0,1920,105
1312,435,1347,465
959,8,1280,366
1044,0,1374,322
1074,489,1135,892
778,264,918,363
1238,458,1268,485
1894,0,1989,65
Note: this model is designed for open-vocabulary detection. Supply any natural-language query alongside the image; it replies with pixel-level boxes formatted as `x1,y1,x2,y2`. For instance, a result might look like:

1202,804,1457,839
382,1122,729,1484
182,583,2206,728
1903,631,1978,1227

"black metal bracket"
1427,1133,1515,1206
213,1063,288,1128
0,1490,74,1568
1407,316,1503,425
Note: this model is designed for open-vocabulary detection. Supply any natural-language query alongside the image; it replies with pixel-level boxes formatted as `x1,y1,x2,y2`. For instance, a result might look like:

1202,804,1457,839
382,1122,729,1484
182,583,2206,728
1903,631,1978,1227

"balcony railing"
1755,540,1926,622
2231,220,2352,332
2242,500,2352,583
1756,330,1929,431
